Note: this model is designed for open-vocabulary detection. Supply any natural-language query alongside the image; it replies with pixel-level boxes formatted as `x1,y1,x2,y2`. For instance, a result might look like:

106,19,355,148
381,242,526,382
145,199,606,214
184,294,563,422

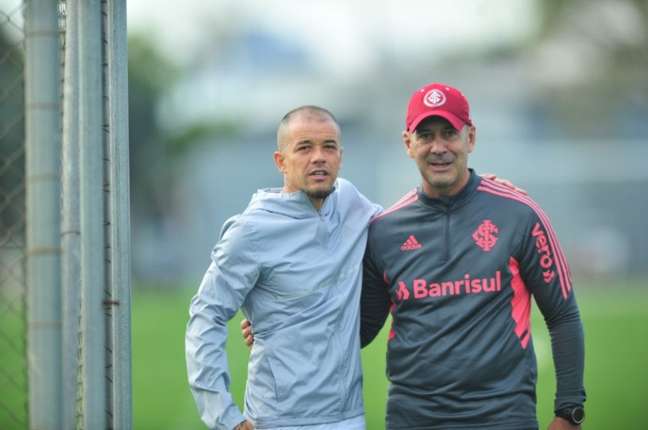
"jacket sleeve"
185,216,260,430
517,211,586,412
360,231,391,348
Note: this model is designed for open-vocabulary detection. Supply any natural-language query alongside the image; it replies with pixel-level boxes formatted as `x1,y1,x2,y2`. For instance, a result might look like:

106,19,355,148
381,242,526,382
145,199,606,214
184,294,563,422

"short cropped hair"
276,106,340,150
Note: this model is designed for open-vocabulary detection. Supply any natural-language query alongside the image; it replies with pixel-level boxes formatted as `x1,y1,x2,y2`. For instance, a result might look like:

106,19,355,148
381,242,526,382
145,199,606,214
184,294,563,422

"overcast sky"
127,0,538,75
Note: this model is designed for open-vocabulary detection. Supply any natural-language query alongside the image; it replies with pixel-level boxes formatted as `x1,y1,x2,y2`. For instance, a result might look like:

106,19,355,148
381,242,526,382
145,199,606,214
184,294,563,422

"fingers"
240,318,254,348
481,174,529,196
500,179,514,188
244,332,254,348
505,180,528,195
515,185,528,195
242,326,254,344
242,326,252,337
235,420,255,430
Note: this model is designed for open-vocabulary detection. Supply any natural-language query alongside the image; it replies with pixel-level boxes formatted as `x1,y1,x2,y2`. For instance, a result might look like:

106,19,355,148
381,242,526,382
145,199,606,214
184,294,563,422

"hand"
548,417,581,430
240,319,254,348
234,419,254,430
481,173,527,195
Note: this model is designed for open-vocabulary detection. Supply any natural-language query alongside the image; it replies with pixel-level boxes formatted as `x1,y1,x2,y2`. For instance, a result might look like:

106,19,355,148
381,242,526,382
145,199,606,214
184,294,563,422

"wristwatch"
556,405,585,425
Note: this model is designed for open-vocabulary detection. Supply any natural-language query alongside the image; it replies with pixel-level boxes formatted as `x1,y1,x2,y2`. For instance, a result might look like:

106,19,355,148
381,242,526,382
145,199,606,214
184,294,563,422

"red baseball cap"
405,83,472,132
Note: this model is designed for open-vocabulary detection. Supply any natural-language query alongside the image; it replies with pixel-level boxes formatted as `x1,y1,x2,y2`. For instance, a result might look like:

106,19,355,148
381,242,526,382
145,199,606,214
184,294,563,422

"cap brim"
409,110,465,132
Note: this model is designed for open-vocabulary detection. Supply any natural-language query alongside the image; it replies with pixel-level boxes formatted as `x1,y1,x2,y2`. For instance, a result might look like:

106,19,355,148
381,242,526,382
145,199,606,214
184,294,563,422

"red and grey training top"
361,170,586,430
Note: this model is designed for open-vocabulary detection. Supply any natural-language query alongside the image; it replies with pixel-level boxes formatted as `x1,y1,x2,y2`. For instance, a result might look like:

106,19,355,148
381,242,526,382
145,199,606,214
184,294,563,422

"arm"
547,418,581,430
518,213,586,425
240,254,393,350
185,218,259,430
360,238,391,347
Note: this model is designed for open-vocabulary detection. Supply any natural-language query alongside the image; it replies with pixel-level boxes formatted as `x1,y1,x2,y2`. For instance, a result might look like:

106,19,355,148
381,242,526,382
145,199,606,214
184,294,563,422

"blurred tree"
538,0,647,43
128,35,244,219
128,34,180,222
532,0,648,138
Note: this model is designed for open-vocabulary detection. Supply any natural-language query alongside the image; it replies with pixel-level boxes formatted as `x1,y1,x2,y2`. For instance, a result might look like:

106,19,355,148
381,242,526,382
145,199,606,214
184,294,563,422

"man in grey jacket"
185,106,381,430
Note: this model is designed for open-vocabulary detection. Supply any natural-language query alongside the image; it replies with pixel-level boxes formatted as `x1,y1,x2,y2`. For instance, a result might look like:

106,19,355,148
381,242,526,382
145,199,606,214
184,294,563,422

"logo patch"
472,219,499,252
531,222,556,284
396,281,410,301
423,89,446,107
400,235,422,251
395,271,502,302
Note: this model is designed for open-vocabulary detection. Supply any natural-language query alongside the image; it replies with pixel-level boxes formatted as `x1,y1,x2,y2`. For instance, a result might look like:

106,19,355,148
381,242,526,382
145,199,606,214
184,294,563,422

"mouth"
308,169,330,181
427,160,453,171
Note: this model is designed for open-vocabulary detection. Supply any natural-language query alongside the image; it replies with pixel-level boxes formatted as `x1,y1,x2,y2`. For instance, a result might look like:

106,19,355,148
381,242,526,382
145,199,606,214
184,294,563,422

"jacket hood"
246,180,340,220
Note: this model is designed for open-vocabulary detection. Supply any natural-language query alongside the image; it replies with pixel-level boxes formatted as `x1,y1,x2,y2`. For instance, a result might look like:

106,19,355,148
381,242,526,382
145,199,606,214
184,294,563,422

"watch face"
570,407,585,424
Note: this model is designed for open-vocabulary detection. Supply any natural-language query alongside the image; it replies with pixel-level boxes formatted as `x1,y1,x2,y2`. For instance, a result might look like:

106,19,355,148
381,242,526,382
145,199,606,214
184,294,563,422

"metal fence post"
104,0,132,428
60,0,82,428
77,0,106,428
24,0,62,428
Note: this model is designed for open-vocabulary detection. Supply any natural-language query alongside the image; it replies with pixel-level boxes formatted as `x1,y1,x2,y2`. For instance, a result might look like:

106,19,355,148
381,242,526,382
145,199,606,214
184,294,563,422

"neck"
282,185,325,210
309,197,324,210
422,169,471,199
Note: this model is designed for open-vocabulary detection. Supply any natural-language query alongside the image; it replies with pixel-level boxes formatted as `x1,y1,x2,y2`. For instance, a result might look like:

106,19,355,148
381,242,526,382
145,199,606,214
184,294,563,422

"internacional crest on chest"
472,219,499,252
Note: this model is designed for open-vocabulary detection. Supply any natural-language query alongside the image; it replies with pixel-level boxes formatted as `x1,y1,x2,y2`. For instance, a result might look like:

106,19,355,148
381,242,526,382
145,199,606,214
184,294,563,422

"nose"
311,146,327,164
428,137,447,154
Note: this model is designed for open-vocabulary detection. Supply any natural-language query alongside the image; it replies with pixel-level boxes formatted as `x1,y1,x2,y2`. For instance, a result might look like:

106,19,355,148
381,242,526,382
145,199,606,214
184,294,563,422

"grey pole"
104,0,132,428
24,0,62,428
78,1,107,428
61,0,81,428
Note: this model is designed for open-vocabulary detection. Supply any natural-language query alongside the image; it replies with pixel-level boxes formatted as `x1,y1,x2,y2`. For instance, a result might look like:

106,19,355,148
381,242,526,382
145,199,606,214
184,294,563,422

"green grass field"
131,279,648,430
1,279,647,429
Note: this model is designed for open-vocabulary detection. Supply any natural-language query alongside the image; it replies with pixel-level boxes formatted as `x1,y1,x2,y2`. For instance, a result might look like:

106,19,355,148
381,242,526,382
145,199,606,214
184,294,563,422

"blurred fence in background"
0,1,131,429
0,1,27,427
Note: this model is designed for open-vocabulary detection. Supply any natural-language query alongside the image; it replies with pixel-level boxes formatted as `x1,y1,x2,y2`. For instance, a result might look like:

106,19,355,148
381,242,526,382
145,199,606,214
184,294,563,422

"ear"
466,125,476,154
402,130,415,159
273,151,285,173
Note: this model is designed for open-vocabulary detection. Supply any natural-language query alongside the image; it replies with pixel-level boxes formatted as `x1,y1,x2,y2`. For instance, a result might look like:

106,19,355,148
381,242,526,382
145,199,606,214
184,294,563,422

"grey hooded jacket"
185,178,381,429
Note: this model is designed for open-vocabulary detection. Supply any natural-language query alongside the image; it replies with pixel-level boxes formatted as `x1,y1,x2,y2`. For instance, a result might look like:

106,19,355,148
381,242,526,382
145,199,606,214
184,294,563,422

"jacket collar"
416,169,480,210
251,182,338,219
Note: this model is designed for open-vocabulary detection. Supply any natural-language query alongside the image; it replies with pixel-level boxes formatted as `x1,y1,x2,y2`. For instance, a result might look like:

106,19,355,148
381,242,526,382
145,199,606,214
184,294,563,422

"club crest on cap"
423,89,446,107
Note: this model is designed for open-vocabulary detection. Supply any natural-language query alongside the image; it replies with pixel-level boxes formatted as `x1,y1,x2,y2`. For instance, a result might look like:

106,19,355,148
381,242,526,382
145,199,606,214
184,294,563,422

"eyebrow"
416,125,454,133
295,139,339,145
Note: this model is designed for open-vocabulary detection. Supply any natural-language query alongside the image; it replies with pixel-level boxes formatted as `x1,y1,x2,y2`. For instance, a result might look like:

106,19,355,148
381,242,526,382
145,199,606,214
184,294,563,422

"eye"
417,132,433,141
442,128,458,139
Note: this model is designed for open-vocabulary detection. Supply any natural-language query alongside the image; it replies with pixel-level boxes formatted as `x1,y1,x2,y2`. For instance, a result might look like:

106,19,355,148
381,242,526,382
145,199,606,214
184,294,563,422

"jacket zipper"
443,209,450,263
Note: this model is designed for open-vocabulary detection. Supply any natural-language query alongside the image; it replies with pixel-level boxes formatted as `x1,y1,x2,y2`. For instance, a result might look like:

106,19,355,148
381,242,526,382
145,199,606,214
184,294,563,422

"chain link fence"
0,1,28,427
0,1,130,428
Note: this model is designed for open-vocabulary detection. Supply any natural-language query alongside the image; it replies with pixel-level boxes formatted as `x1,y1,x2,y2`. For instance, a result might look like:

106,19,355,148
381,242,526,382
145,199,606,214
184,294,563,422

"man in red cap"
360,83,586,430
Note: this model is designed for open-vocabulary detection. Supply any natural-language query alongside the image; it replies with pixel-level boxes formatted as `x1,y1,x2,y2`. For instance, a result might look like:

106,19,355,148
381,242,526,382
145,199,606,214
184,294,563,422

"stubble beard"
422,162,454,186
419,162,460,197
305,186,334,201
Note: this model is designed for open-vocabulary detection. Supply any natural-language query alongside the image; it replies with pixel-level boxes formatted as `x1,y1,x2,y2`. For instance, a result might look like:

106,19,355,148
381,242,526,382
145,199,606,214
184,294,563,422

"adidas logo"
400,235,422,251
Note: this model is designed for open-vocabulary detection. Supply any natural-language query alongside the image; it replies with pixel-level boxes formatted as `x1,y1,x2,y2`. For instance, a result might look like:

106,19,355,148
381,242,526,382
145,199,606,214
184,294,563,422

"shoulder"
335,177,383,214
370,188,419,225
475,177,541,220
335,177,362,199
209,213,260,263
218,211,261,245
